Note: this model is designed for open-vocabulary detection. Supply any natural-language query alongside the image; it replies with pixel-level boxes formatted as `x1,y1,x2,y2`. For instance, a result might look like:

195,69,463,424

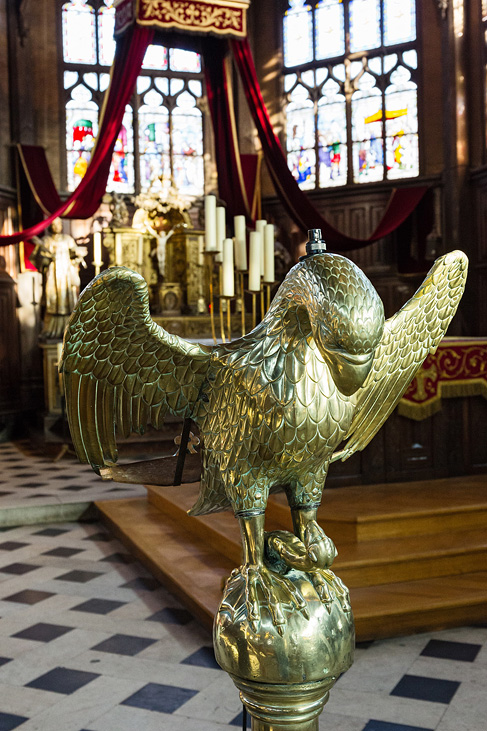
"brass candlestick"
218,263,226,344
205,251,218,345
221,296,235,342
238,270,247,336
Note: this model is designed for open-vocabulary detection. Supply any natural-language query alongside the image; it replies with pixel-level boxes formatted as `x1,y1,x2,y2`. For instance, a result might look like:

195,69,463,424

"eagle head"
283,253,385,396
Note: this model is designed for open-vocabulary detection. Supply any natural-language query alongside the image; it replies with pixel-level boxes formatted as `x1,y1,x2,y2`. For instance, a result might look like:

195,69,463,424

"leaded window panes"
283,0,419,189
61,0,205,196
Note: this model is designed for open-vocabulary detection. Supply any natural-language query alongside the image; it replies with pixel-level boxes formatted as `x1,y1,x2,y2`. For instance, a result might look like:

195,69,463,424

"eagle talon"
238,563,307,631
307,568,351,614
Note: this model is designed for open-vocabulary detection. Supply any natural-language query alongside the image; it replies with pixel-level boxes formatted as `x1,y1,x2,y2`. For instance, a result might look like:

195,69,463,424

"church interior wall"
0,0,486,482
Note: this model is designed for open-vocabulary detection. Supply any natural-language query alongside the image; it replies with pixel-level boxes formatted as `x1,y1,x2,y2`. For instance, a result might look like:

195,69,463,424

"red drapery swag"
1,27,427,252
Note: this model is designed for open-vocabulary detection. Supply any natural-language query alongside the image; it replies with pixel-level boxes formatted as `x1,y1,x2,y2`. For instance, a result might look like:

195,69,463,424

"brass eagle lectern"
61,230,468,730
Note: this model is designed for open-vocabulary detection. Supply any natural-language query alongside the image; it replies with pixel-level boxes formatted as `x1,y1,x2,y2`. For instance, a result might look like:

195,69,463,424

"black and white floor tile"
0,441,145,510
0,440,486,730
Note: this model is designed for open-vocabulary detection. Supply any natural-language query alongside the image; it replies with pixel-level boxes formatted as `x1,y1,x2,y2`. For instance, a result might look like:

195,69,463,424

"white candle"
198,235,204,267
234,215,247,271
264,224,275,283
249,231,262,292
215,206,226,263
204,195,217,251
256,219,266,276
115,233,122,266
222,238,235,297
93,231,102,265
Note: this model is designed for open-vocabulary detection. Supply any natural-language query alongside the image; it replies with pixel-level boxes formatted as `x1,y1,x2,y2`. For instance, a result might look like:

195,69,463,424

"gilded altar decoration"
115,0,250,37
61,235,467,729
398,338,487,420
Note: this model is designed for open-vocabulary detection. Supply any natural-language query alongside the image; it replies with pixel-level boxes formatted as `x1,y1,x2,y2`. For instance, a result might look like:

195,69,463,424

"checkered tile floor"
0,440,146,510
0,441,486,730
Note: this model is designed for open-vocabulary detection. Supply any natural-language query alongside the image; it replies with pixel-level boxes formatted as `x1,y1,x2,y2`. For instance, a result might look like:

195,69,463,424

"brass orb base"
214,567,354,730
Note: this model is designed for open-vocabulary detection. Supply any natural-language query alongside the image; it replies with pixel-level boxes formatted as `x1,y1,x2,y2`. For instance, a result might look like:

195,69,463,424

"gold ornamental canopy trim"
114,0,250,37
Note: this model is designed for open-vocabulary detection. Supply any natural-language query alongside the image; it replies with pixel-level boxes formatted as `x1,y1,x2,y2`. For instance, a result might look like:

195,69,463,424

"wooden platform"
96,475,487,641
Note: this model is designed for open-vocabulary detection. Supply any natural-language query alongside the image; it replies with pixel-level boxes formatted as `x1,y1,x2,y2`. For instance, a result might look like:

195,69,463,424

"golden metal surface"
61,246,467,728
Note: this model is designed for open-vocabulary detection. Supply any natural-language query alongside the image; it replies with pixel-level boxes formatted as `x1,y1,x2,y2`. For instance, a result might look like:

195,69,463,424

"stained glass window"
137,81,205,196
61,0,206,197
66,84,98,189
284,1,313,68
315,1,345,60
283,0,418,188
62,1,96,64
98,0,116,67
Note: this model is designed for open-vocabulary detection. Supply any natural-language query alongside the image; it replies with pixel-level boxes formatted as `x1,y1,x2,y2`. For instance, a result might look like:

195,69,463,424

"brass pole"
266,283,271,312
227,299,232,342
260,285,265,322
239,271,246,336
252,293,257,330
218,265,226,344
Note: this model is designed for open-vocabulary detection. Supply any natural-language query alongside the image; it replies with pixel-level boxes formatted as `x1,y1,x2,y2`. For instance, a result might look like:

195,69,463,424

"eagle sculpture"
61,240,468,631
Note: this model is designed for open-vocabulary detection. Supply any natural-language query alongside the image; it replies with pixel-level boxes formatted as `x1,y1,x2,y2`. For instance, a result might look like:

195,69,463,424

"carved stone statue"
31,218,87,339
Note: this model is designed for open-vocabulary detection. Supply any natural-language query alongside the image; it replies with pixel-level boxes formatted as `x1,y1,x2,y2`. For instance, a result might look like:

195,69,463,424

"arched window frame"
59,0,207,197
282,0,420,190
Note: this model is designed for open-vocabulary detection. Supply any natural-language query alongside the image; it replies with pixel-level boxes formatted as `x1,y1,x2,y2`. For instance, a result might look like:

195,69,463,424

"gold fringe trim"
398,379,487,421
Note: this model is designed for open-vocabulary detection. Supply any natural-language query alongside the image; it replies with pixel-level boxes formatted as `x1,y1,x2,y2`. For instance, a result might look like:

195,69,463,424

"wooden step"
147,483,487,588
352,572,487,642
95,496,487,642
269,474,487,542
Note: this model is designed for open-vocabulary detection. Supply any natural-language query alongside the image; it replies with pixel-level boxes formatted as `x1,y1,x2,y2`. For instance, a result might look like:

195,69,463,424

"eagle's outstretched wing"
332,250,468,462
60,267,210,469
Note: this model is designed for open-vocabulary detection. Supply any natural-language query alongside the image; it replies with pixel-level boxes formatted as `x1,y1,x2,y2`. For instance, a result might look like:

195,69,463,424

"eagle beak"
321,346,375,396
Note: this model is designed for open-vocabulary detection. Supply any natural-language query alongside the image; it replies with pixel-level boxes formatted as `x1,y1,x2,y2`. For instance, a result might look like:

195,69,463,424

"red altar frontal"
398,337,487,421
114,0,250,37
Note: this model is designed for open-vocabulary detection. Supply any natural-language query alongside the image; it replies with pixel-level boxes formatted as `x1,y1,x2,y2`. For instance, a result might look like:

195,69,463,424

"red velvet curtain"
230,37,428,251
0,24,153,245
202,39,251,218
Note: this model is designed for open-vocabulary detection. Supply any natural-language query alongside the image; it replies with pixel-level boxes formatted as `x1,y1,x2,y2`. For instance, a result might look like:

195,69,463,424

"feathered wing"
332,250,468,462
60,267,210,469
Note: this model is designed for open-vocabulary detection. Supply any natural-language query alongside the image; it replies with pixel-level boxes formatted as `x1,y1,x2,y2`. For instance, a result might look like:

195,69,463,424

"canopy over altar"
114,0,250,38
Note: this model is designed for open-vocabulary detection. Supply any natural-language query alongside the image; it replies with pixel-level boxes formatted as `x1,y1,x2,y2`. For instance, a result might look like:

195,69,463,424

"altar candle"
205,195,217,251
93,231,102,265
234,215,247,271
263,224,275,283
249,231,262,292
215,206,226,263
256,219,266,276
222,238,235,297
115,233,122,266
198,235,204,267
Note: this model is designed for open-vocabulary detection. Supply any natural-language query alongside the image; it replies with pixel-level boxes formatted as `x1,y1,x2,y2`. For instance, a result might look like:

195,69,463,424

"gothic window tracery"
61,0,205,196
283,0,419,189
